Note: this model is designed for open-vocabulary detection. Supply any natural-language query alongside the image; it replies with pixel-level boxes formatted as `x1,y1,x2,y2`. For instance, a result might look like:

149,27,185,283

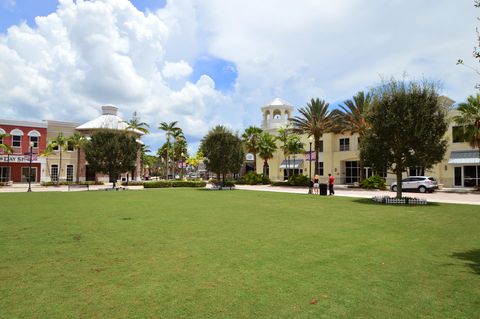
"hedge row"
41,181,104,186
143,181,207,188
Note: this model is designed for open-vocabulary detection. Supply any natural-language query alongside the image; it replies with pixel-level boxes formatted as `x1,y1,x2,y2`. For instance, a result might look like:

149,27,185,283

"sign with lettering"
0,155,40,163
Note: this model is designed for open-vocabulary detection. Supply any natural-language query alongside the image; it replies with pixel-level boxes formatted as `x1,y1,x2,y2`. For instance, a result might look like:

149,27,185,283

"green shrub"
360,175,387,190
41,181,104,187
143,181,206,188
271,181,290,186
288,174,310,186
241,172,270,185
121,181,144,186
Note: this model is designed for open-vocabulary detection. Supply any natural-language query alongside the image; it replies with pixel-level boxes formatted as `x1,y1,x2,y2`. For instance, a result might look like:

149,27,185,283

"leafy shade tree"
337,91,372,181
200,126,244,185
290,98,336,175
48,133,69,185
257,132,277,177
186,151,204,177
68,132,87,183
241,126,263,174
159,121,180,179
453,93,480,151
84,130,140,188
361,79,449,198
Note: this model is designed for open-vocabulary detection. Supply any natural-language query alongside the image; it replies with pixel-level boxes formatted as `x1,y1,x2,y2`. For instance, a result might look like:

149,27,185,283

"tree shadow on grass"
451,249,480,275
350,198,440,206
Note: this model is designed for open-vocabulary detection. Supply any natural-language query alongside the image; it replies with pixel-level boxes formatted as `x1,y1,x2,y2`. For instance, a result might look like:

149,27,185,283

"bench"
68,184,90,191
210,182,235,190
99,186,127,191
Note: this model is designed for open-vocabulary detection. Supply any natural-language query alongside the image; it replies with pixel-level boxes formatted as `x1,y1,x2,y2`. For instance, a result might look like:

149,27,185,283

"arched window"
273,109,282,119
28,130,41,148
10,129,23,148
0,128,5,145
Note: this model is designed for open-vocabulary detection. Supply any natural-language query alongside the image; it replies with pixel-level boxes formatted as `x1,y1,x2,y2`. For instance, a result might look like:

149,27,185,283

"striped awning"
448,150,480,164
279,159,304,169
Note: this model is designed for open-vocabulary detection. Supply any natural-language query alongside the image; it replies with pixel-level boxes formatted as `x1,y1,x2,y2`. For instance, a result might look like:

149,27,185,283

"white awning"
279,159,304,169
448,150,480,164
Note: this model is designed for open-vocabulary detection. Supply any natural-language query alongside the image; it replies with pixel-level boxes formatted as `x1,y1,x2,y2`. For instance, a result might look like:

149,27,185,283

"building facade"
255,97,479,188
0,120,48,183
0,105,143,184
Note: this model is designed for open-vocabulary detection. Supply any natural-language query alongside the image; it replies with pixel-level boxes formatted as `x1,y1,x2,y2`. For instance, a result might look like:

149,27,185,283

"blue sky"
0,0,478,155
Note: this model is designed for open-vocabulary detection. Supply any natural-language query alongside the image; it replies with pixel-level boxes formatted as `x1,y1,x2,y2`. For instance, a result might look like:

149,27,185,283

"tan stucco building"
255,98,479,188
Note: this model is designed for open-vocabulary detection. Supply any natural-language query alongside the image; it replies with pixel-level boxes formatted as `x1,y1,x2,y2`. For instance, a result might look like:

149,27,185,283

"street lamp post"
308,137,313,194
27,141,34,192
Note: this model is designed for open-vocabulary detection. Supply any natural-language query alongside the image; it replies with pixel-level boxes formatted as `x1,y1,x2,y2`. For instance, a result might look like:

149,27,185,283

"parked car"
390,176,438,193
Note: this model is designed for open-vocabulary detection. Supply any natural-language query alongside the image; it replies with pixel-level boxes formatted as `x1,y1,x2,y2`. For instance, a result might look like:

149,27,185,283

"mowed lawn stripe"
0,189,478,318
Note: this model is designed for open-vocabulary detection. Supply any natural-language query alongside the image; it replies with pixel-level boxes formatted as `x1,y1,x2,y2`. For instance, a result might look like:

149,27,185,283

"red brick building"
0,120,47,183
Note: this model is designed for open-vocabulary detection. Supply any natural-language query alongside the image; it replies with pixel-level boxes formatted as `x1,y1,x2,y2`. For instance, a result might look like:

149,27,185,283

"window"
339,138,350,151
66,165,74,182
30,136,39,148
12,135,21,147
0,167,10,182
67,141,74,151
345,161,360,184
51,144,59,151
452,126,468,143
51,164,59,182
21,167,36,183
409,167,425,176
319,140,323,152
318,162,324,176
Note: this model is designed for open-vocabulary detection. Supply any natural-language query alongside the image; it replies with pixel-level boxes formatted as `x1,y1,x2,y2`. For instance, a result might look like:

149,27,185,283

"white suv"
390,176,438,193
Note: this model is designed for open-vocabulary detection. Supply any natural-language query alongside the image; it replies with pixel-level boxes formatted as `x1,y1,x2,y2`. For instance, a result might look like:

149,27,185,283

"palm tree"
158,121,179,179
48,133,69,185
172,128,185,177
241,126,263,174
0,133,13,181
454,93,480,151
337,91,372,180
68,132,87,184
287,135,305,176
123,111,150,134
257,132,277,177
277,126,291,179
290,98,336,175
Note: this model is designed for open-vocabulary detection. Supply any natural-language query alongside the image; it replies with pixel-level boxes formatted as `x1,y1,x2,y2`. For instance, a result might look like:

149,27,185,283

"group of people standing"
311,174,335,195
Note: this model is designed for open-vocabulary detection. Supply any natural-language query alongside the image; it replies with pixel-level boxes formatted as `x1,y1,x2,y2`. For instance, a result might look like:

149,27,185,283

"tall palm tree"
241,126,263,174
277,126,291,179
158,121,179,179
48,133,69,185
257,132,277,177
454,93,480,151
290,98,336,175
124,111,150,134
337,91,372,180
68,132,87,184
287,135,305,176
172,128,185,177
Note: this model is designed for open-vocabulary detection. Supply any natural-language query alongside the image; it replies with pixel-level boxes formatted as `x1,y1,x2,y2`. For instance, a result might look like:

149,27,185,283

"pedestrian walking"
328,173,335,195
313,174,320,195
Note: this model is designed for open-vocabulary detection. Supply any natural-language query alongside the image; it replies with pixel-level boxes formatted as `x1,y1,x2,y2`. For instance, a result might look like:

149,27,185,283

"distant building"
0,105,143,183
255,97,479,188
0,119,47,183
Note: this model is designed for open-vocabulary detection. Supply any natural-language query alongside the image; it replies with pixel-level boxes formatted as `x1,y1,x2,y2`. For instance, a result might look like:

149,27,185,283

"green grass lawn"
0,189,479,318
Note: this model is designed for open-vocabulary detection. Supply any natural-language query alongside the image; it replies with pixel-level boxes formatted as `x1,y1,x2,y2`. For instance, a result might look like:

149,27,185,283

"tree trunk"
314,138,320,176
58,148,62,186
263,159,269,177
253,151,257,174
76,148,81,184
396,169,403,199
293,154,296,176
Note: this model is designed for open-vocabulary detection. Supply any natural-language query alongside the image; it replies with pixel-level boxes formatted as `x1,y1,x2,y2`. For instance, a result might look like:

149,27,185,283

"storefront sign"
0,155,40,163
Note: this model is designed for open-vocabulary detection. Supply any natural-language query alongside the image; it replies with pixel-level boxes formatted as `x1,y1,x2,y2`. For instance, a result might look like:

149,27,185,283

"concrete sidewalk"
1,183,479,205
235,184,480,206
